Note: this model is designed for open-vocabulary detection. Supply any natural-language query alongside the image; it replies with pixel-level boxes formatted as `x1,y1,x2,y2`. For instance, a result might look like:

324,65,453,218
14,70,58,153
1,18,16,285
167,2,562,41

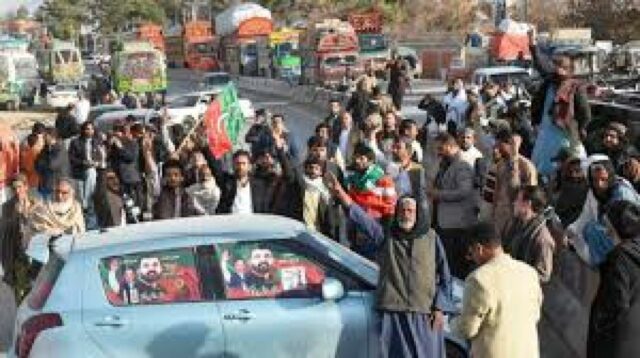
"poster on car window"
99,248,202,306
217,242,325,300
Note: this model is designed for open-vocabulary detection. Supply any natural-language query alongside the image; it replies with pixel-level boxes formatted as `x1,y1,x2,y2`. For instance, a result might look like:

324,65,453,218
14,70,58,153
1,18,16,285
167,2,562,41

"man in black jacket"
588,200,640,358
35,128,70,197
68,121,105,211
215,149,284,214
109,123,143,213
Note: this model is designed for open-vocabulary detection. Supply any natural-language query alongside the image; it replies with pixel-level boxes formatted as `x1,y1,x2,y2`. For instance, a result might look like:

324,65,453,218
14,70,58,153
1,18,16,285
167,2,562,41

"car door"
212,239,370,358
82,245,225,358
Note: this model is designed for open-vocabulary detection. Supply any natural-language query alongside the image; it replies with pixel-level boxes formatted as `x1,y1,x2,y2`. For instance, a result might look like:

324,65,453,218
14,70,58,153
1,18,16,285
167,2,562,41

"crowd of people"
1,32,640,358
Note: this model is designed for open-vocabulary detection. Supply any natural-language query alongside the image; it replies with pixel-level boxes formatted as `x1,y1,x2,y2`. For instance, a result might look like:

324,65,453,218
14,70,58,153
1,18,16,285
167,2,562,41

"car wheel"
445,340,468,358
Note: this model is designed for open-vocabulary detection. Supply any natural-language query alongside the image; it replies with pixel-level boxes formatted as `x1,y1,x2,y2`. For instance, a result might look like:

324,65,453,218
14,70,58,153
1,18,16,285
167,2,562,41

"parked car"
93,108,159,133
165,91,219,129
200,72,232,93
13,215,469,358
87,103,127,122
46,83,80,109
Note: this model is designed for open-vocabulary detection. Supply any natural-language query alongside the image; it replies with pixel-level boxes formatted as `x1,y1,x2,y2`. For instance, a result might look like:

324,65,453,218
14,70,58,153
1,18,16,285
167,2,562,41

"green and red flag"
203,82,245,159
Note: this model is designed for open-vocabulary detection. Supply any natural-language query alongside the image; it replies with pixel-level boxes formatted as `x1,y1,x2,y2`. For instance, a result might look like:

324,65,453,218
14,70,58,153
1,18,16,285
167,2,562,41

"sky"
0,0,42,18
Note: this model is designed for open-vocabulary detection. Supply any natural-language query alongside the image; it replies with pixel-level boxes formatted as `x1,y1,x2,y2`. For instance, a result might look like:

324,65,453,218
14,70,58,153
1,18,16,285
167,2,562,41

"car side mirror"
322,277,345,301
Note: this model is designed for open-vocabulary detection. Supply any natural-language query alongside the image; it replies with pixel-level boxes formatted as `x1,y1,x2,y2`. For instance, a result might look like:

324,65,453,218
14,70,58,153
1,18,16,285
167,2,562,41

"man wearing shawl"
528,30,591,177
30,178,85,236
329,174,453,358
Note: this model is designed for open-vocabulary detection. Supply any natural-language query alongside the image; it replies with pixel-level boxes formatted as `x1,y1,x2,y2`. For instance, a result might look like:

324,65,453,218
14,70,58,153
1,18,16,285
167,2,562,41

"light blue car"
11,215,468,358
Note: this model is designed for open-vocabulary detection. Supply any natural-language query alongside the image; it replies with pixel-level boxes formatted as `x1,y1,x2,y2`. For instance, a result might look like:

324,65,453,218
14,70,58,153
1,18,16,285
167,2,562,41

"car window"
169,95,199,108
98,247,203,306
216,240,326,300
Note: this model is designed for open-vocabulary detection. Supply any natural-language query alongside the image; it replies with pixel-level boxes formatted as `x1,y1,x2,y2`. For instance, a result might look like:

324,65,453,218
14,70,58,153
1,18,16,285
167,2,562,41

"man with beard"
216,149,283,214
502,186,556,282
152,160,199,220
550,149,589,226
330,176,452,358
136,256,165,303
599,121,638,176
30,178,85,236
430,133,477,279
93,168,126,228
244,247,278,295
378,111,399,161
623,153,640,192
35,128,70,197
568,155,640,267
529,30,591,178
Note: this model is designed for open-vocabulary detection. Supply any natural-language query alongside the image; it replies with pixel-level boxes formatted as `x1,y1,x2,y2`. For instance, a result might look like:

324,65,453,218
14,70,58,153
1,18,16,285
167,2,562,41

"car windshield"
14,57,38,78
205,74,230,86
169,95,199,108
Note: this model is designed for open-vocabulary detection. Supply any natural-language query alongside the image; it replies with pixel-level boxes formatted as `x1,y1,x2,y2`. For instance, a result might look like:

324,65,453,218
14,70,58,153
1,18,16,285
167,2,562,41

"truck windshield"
119,52,161,79
190,42,214,55
359,34,387,52
55,49,79,64
14,57,38,78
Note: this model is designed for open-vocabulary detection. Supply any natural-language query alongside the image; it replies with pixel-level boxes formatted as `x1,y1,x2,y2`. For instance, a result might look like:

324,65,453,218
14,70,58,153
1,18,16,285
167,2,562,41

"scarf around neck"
348,164,384,191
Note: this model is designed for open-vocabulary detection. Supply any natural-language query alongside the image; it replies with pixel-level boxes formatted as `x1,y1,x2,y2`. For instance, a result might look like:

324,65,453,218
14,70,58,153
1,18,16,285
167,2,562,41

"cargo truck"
216,3,273,77
269,28,302,80
348,8,389,77
300,18,363,88
112,41,167,95
36,40,84,84
166,21,218,71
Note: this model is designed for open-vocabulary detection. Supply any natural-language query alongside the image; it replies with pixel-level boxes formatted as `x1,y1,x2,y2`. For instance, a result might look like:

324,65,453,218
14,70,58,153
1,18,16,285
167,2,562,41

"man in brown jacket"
492,129,538,237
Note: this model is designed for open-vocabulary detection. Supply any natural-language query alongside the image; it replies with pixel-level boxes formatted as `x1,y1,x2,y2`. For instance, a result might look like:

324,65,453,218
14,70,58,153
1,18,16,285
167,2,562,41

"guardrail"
235,76,350,111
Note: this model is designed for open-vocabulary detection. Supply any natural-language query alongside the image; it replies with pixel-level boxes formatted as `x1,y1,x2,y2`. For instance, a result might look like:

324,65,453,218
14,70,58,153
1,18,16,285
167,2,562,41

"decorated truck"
136,23,165,52
166,21,218,70
0,53,22,110
0,42,39,107
269,28,302,80
36,40,84,84
300,18,363,88
112,41,167,94
216,3,273,76
348,8,389,77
